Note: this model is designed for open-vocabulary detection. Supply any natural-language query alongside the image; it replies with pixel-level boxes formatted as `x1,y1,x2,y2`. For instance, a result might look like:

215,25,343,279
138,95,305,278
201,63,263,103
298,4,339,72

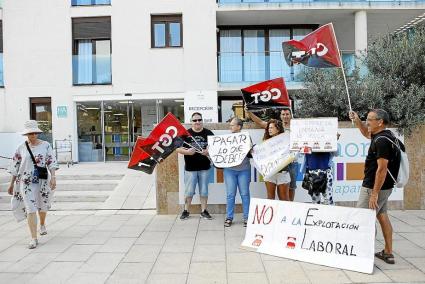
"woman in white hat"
7,120,59,249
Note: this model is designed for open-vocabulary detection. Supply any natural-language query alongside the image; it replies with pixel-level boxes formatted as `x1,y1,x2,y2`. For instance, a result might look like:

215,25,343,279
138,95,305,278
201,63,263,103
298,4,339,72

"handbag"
302,169,327,196
25,141,48,180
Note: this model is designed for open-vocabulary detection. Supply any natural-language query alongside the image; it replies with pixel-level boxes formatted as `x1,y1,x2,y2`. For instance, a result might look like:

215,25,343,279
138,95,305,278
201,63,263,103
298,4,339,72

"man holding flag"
177,112,214,220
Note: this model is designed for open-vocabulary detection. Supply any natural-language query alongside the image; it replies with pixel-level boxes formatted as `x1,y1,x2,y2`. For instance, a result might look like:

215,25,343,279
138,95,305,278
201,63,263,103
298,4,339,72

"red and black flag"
140,113,192,162
282,23,342,68
241,77,291,111
128,137,157,174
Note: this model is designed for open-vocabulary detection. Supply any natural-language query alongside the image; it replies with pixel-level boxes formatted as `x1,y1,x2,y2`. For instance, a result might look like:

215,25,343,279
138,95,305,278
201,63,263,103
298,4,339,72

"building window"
30,98,53,144
151,15,183,48
72,17,112,85
71,0,111,6
218,26,315,83
0,20,3,87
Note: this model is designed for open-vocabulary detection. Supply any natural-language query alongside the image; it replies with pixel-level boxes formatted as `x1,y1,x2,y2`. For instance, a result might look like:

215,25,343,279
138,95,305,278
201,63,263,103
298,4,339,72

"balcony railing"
218,0,421,3
218,51,358,84
71,0,111,6
72,54,112,85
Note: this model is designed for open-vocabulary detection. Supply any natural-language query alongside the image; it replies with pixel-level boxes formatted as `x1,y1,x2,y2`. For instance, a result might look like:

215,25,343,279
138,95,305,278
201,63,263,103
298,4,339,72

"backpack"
375,135,409,188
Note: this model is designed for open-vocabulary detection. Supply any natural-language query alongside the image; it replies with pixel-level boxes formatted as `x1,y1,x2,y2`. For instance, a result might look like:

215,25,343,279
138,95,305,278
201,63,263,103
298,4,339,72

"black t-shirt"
362,130,404,190
183,128,214,171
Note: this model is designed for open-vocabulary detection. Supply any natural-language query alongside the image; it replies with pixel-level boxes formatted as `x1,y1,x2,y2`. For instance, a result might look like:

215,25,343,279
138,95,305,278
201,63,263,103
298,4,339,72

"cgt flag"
282,23,342,68
128,137,157,174
140,113,192,162
241,77,291,111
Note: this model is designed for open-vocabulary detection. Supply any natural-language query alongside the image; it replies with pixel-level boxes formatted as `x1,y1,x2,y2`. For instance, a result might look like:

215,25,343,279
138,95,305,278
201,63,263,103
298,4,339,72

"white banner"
207,132,251,168
252,133,295,179
290,118,338,152
242,198,376,274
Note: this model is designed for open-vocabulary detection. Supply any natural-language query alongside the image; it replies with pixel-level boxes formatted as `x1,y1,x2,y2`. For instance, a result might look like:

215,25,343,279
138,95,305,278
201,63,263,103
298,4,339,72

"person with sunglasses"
177,112,214,220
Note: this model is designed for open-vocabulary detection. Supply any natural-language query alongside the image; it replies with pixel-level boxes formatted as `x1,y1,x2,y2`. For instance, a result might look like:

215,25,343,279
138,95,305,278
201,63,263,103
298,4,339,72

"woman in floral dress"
7,120,59,249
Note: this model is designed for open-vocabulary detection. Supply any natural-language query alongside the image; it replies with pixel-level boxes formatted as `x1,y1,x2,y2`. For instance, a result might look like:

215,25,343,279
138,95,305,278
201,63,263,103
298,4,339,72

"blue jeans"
223,168,251,220
184,170,210,197
288,162,299,191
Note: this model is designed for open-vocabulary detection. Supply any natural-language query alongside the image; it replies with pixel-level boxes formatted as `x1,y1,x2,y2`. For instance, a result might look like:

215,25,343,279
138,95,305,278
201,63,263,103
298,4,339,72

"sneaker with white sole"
28,239,38,249
40,225,47,235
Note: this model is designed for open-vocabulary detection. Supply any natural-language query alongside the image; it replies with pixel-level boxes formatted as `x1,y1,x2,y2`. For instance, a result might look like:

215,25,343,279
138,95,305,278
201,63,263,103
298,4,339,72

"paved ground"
1,209,425,284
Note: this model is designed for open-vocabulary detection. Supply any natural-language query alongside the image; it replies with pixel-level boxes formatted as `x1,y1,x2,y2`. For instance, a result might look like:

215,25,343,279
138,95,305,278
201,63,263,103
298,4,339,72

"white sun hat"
21,120,43,135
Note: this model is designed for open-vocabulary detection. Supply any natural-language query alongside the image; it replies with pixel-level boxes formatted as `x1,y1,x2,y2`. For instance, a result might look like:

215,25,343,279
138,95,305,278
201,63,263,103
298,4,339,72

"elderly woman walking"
7,120,59,249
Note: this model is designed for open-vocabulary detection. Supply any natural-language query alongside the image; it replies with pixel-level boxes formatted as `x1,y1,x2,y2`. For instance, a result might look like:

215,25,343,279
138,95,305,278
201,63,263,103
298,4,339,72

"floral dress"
8,141,59,214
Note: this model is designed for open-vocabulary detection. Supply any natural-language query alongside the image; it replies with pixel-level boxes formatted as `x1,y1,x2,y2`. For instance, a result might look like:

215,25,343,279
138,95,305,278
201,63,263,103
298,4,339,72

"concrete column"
355,10,368,55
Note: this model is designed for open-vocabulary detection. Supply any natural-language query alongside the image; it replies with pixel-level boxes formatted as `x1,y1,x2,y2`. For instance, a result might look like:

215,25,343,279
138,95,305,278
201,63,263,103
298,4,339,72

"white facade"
0,0,424,162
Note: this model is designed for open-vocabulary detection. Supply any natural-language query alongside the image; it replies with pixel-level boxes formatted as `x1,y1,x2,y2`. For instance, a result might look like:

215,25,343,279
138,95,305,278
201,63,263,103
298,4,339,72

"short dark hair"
231,117,244,129
370,109,390,125
191,112,202,119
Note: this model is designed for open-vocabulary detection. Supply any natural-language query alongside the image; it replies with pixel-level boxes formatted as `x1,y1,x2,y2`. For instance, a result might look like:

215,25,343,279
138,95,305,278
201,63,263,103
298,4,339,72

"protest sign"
242,198,375,274
290,118,338,152
140,113,192,162
207,132,251,168
252,133,295,179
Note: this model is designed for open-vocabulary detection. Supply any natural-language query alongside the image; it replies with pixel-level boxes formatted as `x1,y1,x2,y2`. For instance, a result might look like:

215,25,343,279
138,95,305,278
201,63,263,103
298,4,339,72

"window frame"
151,14,183,48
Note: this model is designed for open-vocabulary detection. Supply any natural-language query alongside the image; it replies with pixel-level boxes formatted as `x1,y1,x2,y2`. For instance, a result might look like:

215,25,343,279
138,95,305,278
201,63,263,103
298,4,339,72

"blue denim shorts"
184,170,210,197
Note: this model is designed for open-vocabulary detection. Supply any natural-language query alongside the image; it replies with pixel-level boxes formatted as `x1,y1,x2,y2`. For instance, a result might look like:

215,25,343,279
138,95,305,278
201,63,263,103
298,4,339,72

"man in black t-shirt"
350,109,399,265
176,112,214,220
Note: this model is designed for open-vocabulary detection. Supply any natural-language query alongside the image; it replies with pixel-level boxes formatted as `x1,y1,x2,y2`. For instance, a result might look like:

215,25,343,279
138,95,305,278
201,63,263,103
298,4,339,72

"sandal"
224,219,232,227
375,250,395,264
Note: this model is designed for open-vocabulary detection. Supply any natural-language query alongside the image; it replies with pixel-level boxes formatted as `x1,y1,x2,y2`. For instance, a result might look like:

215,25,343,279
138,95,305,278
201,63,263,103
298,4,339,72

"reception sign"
290,118,338,152
241,198,376,274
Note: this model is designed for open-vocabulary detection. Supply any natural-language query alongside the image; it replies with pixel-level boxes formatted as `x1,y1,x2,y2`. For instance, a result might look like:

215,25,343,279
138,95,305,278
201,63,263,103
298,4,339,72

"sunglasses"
192,119,203,122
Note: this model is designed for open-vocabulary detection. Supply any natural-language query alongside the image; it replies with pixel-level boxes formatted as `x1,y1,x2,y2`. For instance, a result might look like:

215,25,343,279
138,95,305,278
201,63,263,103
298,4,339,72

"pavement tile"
124,215,154,226
78,252,125,273
151,252,191,274
299,261,340,271
196,230,225,245
111,225,145,238
192,244,226,262
187,262,227,284
106,262,154,283
135,231,168,245
227,252,264,273
123,245,162,263
225,237,246,253
345,268,392,283
94,220,124,232
392,239,425,258
76,231,114,245
0,261,13,272
29,261,83,283
146,273,187,284
0,245,32,262
162,236,196,253
305,269,352,283
198,216,226,231
57,225,94,238
374,252,416,270
264,260,310,284
65,272,110,284
383,268,425,282
406,257,425,273
98,237,137,253
6,252,58,273
399,232,425,248
77,215,107,226
35,237,78,253
227,272,269,284
55,244,101,262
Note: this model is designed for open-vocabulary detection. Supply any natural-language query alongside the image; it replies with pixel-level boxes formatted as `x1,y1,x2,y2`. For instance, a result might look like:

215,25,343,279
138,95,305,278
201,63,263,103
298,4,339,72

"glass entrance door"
103,101,130,161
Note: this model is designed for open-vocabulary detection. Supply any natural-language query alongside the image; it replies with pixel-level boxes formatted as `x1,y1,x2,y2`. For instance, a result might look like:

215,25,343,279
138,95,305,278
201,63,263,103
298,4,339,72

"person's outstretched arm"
246,109,267,129
349,111,370,139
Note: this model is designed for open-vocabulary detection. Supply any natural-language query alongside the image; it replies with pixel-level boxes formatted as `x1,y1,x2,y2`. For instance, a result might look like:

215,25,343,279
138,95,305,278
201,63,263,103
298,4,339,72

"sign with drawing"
290,118,338,152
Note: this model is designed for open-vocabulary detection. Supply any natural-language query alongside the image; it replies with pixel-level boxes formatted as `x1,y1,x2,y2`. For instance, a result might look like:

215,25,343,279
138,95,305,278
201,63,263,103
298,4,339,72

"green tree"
295,24,425,135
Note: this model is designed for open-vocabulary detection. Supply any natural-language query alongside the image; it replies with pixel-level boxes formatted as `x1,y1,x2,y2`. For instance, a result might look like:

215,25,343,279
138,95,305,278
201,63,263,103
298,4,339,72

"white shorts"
264,171,290,185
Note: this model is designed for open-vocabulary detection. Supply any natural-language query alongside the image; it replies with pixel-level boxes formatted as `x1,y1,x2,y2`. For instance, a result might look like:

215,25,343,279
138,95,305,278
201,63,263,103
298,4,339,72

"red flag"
140,113,191,162
241,77,291,110
128,137,157,174
282,23,341,68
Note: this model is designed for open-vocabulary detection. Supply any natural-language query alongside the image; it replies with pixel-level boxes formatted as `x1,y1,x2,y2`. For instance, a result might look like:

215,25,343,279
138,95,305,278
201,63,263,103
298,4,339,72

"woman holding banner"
262,119,291,201
224,117,251,227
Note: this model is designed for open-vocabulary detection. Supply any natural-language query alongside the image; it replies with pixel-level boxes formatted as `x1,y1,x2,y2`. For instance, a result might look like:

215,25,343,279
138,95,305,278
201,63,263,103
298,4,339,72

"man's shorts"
264,171,290,185
184,169,210,198
357,186,392,215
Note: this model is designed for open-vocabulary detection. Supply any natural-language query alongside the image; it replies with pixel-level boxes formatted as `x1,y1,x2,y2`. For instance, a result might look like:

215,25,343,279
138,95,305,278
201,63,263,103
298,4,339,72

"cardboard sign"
252,133,295,179
290,118,338,152
242,198,375,274
207,132,251,168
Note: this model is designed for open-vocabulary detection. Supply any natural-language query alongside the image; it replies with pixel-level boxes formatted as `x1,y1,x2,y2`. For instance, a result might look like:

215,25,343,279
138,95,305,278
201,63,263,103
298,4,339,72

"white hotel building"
0,0,423,162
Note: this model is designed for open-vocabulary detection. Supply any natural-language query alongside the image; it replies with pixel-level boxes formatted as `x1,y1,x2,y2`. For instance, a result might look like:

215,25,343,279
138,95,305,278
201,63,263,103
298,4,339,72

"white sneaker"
28,239,37,249
40,225,47,235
